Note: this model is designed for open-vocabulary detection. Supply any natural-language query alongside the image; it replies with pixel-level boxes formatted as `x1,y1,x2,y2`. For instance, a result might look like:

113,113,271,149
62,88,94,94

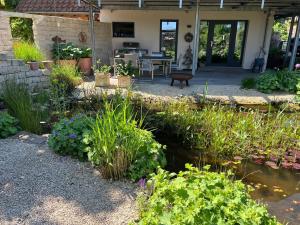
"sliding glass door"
200,20,247,67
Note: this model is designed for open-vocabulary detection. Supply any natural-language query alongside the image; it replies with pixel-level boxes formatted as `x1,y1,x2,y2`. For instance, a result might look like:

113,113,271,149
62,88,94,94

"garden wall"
0,11,112,63
0,53,49,92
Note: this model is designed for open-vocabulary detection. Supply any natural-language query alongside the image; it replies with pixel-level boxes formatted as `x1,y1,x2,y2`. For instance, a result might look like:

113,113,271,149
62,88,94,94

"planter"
42,60,54,71
117,76,132,88
78,57,92,76
28,62,39,71
95,72,110,87
58,59,77,67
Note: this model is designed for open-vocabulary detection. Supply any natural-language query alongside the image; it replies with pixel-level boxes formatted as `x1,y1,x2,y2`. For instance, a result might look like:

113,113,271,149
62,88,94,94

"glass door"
205,21,247,66
160,20,178,62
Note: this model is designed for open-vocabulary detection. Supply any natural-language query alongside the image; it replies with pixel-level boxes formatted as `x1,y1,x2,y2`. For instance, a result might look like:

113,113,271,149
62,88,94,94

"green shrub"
13,41,44,62
87,96,166,180
10,17,34,42
2,81,47,134
256,70,300,93
150,103,299,159
48,114,94,160
135,164,280,225
115,60,135,76
241,77,256,89
50,64,83,94
0,112,19,138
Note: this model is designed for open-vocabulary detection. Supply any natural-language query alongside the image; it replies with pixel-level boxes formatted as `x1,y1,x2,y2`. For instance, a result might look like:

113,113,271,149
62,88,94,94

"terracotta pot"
95,72,110,87
78,57,92,76
28,62,39,70
117,76,132,88
42,60,54,71
58,59,77,67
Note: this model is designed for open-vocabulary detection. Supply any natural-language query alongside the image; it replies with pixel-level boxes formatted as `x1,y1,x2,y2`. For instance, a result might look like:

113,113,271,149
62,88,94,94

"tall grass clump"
50,64,83,94
2,80,47,134
151,103,299,159
87,95,166,180
13,41,44,62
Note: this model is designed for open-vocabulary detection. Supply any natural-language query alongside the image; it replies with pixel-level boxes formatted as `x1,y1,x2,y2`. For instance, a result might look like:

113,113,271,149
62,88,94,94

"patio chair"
139,59,154,80
151,52,165,76
124,54,139,68
171,54,182,72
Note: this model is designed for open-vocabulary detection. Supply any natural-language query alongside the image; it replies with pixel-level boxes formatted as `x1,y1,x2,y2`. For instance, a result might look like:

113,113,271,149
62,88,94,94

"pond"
159,136,300,225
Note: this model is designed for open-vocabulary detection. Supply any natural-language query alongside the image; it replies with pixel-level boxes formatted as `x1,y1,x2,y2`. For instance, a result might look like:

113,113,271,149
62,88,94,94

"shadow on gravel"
0,132,137,225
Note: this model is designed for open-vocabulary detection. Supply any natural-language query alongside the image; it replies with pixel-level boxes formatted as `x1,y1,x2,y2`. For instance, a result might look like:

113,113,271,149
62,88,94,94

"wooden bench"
170,73,193,89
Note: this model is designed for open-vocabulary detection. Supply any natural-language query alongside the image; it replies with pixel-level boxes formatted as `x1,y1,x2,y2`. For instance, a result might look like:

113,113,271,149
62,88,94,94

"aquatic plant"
134,164,280,225
149,102,299,159
87,95,166,180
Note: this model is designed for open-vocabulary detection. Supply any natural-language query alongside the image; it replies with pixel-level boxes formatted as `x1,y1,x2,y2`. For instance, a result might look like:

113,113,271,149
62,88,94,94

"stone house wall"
0,53,49,92
0,11,112,64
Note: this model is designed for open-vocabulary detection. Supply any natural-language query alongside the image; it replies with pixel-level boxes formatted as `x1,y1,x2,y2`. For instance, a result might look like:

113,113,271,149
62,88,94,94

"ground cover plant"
13,41,44,62
0,111,19,138
2,81,48,134
48,114,94,160
134,164,280,225
240,70,300,96
148,102,299,160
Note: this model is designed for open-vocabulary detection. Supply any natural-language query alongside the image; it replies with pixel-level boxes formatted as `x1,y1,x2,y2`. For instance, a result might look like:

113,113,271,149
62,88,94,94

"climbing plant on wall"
10,17,34,42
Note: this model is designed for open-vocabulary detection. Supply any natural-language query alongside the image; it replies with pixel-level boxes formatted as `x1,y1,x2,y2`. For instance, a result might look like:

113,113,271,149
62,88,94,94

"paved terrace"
79,68,297,105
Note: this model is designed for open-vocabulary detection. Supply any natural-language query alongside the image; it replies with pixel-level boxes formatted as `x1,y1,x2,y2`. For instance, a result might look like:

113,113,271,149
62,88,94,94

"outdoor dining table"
139,55,173,75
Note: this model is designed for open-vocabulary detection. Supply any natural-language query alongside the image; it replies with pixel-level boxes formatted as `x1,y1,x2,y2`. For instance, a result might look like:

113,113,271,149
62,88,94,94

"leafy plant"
135,164,280,225
13,41,44,62
94,60,111,74
241,77,256,89
2,81,47,134
256,70,300,93
48,114,94,160
77,47,92,58
115,60,134,76
0,112,19,138
10,17,34,42
87,95,166,180
52,42,77,60
50,64,83,94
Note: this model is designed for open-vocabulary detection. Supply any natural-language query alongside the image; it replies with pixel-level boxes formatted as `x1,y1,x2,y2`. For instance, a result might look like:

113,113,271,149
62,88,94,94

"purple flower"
68,133,77,139
138,178,146,189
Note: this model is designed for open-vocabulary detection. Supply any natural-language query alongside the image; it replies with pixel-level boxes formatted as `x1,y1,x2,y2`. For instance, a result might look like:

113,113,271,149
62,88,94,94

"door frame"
205,20,248,67
159,19,179,62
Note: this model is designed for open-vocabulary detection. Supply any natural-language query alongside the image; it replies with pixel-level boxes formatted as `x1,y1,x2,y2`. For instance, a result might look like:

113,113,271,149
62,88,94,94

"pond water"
159,136,300,225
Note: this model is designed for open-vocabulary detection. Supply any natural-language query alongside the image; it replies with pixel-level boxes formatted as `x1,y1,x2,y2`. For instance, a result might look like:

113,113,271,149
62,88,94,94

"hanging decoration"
184,32,194,43
78,32,88,43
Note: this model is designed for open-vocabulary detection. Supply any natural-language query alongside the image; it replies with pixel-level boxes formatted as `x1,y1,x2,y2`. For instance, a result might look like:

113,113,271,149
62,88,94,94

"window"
112,22,135,38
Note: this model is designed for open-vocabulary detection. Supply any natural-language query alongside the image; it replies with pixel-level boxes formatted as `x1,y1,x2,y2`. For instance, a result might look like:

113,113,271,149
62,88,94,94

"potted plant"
94,60,112,87
77,47,92,75
13,41,44,71
52,42,77,67
115,60,134,88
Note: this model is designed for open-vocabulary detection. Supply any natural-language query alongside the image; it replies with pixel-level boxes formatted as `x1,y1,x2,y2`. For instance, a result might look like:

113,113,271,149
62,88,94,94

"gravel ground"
0,133,137,225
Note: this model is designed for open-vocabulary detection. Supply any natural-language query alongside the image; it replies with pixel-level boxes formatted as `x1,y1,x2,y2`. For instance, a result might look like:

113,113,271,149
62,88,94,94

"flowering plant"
48,114,94,160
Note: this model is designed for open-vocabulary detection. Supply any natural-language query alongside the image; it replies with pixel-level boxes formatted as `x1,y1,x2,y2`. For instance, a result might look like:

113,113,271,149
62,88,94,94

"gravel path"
0,133,137,225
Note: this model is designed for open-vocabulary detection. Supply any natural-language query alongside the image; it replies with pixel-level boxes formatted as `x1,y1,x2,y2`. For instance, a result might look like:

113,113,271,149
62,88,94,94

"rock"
292,163,300,170
265,161,279,169
281,161,293,169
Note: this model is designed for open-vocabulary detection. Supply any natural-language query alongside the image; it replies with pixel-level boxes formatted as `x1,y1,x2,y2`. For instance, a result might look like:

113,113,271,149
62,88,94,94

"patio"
79,68,296,105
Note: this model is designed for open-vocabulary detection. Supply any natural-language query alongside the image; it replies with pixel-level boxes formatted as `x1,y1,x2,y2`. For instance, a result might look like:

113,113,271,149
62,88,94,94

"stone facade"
0,12,13,58
0,11,112,64
0,53,49,92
